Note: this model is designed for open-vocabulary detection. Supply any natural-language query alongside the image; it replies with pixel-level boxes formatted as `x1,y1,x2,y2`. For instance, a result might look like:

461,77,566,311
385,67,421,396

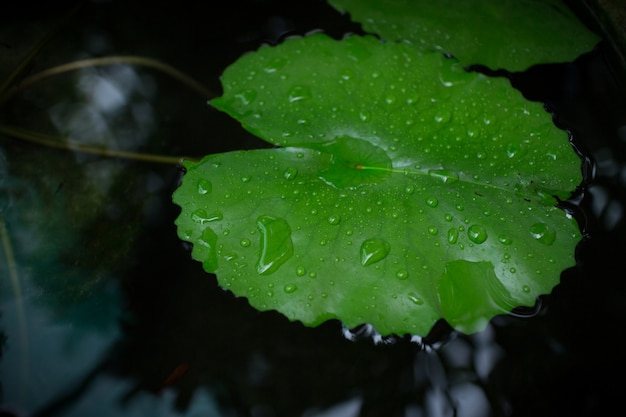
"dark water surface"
1,1,625,416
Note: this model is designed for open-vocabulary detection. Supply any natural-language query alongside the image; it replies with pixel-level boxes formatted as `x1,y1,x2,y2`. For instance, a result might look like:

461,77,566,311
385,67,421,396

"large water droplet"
530,223,556,245
438,60,467,87
192,209,223,224
468,224,488,244
340,68,355,80
407,293,424,305
506,142,529,159
396,270,409,280
426,197,439,208
256,215,294,275
434,111,451,123
264,57,287,73
438,260,516,333
428,169,459,184
447,228,459,244
328,215,341,225
359,111,371,122
284,284,297,293
360,237,390,266
498,235,512,245
195,227,219,271
197,179,212,195
288,85,312,102
283,167,298,180
234,89,257,106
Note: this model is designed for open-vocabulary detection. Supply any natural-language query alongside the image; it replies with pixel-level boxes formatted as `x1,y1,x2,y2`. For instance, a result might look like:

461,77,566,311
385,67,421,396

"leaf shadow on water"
1,1,626,417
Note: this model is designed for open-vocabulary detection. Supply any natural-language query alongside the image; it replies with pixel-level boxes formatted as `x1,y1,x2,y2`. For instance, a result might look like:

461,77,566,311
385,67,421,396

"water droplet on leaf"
426,197,439,208
192,209,223,224
447,228,459,244
197,179,212,195
284,284,297,293
530,223,556,245
498,235,512,245
328,215,341,225
283,167,298,181
288,85,312,102
256,215,294,275
234,89,257,106
434,111,451,123
506,142,528,159
264,57,287,73
195,227,219,271
360,238,391,266
407,293,424,305
468,224,488,244
396,270,409,280
428,169,459,184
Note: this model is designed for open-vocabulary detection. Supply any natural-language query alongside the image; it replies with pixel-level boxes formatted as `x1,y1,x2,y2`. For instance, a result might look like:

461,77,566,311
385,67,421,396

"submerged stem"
0,217,29,399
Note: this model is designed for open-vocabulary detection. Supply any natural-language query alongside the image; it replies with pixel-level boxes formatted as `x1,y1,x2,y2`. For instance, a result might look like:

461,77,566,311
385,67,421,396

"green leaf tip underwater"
173,33,582,336
328,0,601,71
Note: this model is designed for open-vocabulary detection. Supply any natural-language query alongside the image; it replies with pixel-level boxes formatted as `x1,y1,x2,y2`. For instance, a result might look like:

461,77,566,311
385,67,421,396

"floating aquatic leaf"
173,34,581,335
328,0,601,71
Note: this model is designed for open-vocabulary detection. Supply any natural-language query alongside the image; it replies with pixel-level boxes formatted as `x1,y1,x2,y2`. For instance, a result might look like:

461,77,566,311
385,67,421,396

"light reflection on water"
47,64,157,161
0,1,625,417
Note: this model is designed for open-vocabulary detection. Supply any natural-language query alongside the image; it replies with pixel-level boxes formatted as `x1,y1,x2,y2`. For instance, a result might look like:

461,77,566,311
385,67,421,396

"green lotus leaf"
173,34,581,335
328,0,601,71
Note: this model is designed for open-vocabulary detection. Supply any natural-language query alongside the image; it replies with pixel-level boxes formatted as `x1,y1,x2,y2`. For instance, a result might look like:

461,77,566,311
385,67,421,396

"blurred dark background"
1,1,625,416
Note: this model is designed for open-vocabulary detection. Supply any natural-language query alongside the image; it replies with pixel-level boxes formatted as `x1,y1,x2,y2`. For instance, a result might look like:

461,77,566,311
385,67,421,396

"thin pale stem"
0,124,198,164
0,55,216,106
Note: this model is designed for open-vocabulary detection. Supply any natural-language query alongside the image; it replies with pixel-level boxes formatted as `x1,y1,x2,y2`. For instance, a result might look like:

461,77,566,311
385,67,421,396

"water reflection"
48,64,157,163
1,1,626,416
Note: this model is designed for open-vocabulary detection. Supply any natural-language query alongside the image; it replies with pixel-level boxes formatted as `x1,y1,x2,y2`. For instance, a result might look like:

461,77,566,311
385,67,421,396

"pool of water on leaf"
1,1,625,416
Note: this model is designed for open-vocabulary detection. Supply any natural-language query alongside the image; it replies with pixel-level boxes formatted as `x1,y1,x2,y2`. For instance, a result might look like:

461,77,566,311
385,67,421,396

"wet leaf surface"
328,0,601,71
173,34,582,335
